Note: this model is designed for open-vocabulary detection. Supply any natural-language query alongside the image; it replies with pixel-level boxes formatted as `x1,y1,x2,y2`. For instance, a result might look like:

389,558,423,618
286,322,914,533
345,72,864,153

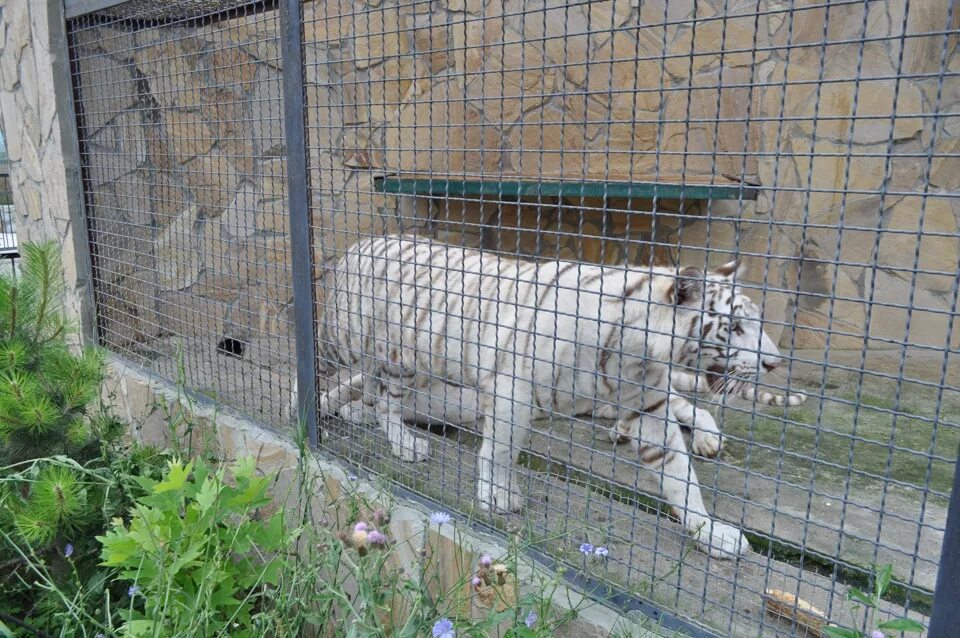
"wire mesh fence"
66,0,958,635
67,0,295,430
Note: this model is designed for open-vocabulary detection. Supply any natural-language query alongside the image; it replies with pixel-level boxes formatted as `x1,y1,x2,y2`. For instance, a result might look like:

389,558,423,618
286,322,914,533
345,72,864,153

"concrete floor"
142,340,949,636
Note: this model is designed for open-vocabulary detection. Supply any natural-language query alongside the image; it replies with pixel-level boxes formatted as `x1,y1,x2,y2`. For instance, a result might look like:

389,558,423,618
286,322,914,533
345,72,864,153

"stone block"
185,152,240,211
114,170,155,227
209,47,258,92
90,200,156,284
259,157,287,199
251,64,285,156
789,137,887,218
134,39,205,109
878,197,958,293
354,7,409,69
98,269,162,347
163,110,215,165
409,13,452,73
587,32,663,113
303,0,355,45
863,271,960,350
219,182,259,239
157,290,230,342
256,198,289,233
76,54,137,133
369,57,422,123
155,204,203,291
930,137,960,190
387,80,502,174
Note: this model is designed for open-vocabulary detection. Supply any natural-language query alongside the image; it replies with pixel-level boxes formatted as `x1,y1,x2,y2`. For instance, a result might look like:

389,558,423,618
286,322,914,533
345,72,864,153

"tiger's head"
673,261,781,392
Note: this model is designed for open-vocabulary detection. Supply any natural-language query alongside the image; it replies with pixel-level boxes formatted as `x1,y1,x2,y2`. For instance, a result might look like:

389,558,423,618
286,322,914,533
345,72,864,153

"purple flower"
870,632,885,638
127,584,139,597
354,522,369,532
430,511,451,526
594,546,609,557
347,473,358,481
367,530,387,545
525,610,538,628
95,634,105,638
579,542,594,555
432,617,455,638
64,543,74,558
472,575,482,587
479,554,493,567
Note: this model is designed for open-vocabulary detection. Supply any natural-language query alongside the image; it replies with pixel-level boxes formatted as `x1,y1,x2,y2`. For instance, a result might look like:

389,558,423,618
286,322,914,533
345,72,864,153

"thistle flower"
525,610,538,628
870,632,885,638
472,575,482,587
367,530,387,545
372,508,390,525
479,554,493,567
432,617,455,638
354,521,369,532
430,511,451,526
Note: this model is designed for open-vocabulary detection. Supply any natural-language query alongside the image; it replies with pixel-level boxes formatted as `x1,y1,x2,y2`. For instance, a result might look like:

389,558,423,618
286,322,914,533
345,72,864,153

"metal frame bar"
64,0,127,20
280,0,319,447
929,445,960,637
52,0,100,345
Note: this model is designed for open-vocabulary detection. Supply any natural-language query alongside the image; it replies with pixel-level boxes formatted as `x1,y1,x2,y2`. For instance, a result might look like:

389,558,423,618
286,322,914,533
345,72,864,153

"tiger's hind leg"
375,371,431,463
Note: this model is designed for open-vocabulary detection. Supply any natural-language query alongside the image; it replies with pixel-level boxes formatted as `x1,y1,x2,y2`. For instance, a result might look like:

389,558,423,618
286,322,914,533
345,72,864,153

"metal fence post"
928,447,960,636
280,0,319,447
49,0,100,346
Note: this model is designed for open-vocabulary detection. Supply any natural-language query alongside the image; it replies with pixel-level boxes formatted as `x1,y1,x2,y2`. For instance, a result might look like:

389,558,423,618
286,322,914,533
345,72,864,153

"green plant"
98,456,297,637
0,242,107,466
822,564,925,638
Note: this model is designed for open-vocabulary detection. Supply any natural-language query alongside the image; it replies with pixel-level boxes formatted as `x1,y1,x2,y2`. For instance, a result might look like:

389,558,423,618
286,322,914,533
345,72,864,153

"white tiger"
311,235,793,558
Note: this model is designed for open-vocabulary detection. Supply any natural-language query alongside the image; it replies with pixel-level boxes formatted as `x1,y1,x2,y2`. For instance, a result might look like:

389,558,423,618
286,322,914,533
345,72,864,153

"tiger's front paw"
390,432,430,463
608,427,632,446
477,479,524,513
691,428,721,458
338,400,377,426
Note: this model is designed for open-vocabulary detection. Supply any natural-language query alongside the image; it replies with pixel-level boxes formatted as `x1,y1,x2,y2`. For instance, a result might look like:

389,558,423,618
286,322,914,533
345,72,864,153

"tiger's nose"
762,360,779,372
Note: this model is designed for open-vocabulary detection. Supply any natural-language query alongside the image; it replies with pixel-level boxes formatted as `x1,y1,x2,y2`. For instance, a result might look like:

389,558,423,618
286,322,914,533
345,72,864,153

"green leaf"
169,539,206,577
877,618,925,632
195,476,220,515
875,563,893,598
822,627,863,638
846,587,877,608
0,619,14,638
154,458,193,494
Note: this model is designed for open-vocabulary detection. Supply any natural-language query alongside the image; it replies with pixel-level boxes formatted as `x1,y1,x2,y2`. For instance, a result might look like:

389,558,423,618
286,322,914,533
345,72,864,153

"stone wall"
0,0,88,338
5,0,959,379
304,0,959,352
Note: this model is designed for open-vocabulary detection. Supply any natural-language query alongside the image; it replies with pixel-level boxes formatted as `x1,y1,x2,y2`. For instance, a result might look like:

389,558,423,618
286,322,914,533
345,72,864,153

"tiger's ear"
672,266,703,306
713,260,745,280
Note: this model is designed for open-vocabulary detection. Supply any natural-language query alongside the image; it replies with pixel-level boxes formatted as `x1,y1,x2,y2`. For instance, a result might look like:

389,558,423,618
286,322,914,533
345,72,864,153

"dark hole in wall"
217,337,245,358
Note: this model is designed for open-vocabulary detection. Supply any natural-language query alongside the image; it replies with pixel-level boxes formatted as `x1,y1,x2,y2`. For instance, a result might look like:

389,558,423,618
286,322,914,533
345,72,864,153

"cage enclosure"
66,0,958,635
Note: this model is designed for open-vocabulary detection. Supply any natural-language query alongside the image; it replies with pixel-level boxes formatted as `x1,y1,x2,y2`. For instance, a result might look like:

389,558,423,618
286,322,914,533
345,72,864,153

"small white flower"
430,511,451,526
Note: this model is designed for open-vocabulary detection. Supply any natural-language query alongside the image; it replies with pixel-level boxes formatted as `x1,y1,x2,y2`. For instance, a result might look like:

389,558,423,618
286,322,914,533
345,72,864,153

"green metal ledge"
373,175,759,201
